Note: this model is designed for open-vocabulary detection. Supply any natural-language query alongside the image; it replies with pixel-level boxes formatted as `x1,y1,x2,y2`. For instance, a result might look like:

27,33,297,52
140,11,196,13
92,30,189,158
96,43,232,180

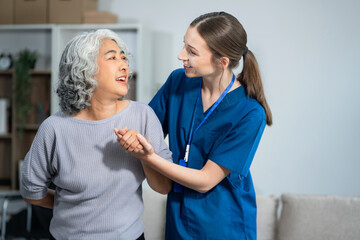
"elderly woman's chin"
118,88,128,99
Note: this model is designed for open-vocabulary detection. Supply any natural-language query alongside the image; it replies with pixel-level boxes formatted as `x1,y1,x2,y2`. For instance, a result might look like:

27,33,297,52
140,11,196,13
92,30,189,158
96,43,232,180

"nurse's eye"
187,47,196,55
108,56,116,60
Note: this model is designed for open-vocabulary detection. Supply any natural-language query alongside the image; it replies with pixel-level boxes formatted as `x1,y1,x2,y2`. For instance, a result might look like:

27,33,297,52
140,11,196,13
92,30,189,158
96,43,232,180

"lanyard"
184,74,235,162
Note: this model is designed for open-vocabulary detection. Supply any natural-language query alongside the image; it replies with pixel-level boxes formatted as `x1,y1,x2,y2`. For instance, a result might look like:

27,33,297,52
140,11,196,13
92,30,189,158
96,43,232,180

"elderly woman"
20,29,172,240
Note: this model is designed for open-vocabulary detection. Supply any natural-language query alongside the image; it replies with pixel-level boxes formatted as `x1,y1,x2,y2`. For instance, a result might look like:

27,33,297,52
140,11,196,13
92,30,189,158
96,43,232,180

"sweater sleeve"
20,118,57,200
143,106,173,163
149,70,176,136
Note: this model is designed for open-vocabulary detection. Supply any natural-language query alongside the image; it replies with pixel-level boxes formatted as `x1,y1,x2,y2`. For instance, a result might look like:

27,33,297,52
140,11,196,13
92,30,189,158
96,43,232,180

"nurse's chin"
184,69,198,78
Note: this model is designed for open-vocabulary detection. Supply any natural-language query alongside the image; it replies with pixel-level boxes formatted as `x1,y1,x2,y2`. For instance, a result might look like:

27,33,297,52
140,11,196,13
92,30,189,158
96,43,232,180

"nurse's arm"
133,134,231,193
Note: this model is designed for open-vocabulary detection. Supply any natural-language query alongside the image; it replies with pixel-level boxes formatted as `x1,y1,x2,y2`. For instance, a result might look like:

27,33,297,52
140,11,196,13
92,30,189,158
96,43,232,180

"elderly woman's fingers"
117,127,128,136
127,138,141,152
133,144,144,153
119,131,134,148
120,129,142,151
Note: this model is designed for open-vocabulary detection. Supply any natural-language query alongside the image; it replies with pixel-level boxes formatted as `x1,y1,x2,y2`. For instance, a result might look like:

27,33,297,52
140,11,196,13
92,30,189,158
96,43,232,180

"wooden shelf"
0,134,12,139
29,69,51,75
0,67,51,189
18,124,40,131
0,69,51,75
0,185,11,191
0,70,13,75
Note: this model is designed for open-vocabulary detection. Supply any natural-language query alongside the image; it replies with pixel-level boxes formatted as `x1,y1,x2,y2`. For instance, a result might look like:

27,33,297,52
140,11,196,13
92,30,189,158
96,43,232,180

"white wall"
99,0,360,196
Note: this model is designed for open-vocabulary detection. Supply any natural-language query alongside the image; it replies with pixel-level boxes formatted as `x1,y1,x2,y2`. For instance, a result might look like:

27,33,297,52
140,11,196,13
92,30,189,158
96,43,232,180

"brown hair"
190,12,272,125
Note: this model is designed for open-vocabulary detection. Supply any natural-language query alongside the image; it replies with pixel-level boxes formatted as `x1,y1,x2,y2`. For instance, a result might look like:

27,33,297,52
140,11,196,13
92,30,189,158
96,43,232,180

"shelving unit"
0,69,51,190
0,23,154,190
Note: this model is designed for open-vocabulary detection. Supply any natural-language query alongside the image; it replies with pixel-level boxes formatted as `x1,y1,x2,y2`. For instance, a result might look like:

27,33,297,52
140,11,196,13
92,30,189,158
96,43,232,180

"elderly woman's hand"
113,128,155,159
114,127,143,153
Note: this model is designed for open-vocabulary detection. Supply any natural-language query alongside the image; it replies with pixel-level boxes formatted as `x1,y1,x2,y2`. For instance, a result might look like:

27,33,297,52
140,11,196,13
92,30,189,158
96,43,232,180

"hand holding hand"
113,127,143,153
113,128,155,159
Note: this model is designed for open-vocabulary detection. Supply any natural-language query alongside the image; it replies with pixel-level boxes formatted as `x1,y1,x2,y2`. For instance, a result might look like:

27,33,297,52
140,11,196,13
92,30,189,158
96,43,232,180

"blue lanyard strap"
184,74,235,161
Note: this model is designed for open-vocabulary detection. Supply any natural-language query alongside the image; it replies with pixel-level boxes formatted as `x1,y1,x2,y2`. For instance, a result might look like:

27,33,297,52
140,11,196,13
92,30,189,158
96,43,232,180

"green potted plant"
14,49,38,137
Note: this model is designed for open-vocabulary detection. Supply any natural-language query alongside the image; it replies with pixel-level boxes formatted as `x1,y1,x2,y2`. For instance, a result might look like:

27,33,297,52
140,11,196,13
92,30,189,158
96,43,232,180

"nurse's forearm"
143,153,229,193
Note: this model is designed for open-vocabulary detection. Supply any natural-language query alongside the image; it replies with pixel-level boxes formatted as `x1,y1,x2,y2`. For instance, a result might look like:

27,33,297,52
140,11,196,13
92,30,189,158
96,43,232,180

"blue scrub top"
149,69,266,240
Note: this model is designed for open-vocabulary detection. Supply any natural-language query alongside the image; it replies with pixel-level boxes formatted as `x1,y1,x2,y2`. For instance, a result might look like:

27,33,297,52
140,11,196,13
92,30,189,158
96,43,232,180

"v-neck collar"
198,85,245,115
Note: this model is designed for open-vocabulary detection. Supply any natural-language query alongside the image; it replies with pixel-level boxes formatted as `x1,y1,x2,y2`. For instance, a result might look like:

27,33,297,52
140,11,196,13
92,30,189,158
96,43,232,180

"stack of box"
0,0,118,24
83,11,118,24
15,0,48,24
49,0,98,24
0,0,14,24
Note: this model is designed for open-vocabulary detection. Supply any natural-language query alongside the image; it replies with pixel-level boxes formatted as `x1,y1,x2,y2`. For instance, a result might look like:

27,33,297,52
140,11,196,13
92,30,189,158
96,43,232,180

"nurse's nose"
177,46,187,61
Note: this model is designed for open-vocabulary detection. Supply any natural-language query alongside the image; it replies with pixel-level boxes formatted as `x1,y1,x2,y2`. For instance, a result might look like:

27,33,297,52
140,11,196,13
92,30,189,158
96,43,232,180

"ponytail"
238,50,272,126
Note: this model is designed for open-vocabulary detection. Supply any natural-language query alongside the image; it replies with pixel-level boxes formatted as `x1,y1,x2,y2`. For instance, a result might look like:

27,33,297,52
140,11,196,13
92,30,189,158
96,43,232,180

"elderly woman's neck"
75,99,129,121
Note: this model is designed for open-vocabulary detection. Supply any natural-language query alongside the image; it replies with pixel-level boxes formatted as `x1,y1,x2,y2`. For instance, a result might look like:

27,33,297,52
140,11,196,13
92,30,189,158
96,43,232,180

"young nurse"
115,11,272,239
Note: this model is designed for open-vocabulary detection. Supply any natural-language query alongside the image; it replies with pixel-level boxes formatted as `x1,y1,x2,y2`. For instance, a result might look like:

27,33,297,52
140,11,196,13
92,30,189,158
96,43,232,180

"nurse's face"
178,27,217,78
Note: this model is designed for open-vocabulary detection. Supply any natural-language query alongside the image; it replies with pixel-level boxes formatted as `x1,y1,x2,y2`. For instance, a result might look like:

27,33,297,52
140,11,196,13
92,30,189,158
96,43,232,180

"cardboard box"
0,0,14,24
83,11,117,24
49,0,98,24
14,0,48,24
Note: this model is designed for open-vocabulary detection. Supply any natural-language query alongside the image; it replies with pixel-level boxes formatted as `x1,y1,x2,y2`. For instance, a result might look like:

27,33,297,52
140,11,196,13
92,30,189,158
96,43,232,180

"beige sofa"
142,189,360,240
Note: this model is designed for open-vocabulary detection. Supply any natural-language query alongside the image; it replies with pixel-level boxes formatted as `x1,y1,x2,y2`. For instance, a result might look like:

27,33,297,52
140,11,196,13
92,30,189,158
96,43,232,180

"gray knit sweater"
20,101,172,240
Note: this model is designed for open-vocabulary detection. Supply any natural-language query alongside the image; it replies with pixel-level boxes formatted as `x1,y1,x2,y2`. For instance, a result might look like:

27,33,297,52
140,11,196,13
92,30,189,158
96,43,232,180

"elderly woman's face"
93,38,129,99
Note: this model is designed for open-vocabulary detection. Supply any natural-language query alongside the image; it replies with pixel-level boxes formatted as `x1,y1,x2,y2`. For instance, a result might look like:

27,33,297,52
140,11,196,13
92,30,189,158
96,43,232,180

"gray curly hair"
56,29,130,115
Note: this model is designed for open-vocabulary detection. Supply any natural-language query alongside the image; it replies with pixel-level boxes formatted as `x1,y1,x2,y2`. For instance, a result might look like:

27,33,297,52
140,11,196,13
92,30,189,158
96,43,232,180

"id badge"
173,159,187,193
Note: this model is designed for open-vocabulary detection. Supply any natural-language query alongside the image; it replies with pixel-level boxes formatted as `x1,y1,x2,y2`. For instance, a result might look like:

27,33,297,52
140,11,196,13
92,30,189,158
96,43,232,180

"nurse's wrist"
142,152,156,163
139,152,159,167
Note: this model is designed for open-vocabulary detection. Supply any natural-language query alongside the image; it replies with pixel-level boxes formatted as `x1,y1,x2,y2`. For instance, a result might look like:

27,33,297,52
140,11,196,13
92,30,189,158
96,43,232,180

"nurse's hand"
114,127,144,153
135,133,155,156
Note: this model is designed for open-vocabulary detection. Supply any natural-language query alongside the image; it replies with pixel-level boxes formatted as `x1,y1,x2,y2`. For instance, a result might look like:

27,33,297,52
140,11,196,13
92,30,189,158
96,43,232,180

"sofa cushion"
278,194,360,240
257,195,279,240
142,189,167,240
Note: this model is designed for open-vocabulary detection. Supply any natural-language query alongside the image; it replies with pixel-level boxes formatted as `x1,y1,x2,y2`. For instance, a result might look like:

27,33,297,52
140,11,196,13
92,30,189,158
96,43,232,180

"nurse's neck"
201,69,240,111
